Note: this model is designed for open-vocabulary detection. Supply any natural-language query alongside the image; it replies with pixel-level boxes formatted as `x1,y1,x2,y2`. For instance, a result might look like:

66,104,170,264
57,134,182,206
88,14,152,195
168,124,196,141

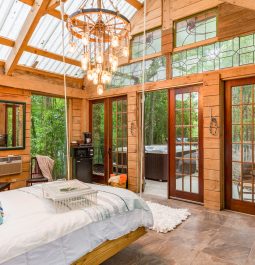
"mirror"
0,100,26,150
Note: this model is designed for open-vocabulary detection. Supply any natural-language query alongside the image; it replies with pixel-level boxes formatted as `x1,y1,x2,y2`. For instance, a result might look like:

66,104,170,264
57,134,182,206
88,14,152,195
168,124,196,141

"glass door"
110,97,128,175
225,78,255,215
91,101,106,183
169,87,203,202
90,97,128,184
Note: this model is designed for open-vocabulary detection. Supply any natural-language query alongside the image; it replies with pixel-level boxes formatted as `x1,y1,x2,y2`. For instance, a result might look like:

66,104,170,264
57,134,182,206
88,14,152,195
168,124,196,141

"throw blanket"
36,155,54,181
0,184,152,263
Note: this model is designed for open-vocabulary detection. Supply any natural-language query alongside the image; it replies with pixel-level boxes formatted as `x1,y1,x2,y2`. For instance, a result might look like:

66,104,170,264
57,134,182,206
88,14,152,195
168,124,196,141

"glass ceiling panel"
0,44,12,60
19,52,84,78
0,0,31,40
29,15,83,61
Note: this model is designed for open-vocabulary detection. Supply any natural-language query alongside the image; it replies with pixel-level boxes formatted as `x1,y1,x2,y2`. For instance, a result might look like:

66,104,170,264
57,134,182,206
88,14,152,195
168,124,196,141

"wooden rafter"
25,46,81,66
15,65,83,83
0,72,85,98
219,0,255,11
125,0,143,10
48,0,68,10
47,8,68,20
19,0,34,5
5,0,52,75
0,36,15,47
0,37,80,67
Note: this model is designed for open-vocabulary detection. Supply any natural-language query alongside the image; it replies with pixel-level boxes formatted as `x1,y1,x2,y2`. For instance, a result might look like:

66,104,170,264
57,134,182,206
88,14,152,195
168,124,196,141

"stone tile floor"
144,179,168,198
103,194,255,265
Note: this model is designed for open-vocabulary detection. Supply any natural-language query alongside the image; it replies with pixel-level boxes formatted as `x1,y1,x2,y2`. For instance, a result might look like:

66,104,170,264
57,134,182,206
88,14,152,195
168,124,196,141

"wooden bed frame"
73,227,146,265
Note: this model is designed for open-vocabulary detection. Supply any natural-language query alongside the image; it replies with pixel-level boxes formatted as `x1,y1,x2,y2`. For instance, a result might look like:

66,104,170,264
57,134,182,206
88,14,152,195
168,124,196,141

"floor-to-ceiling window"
31,95,66,179
144,90,168,197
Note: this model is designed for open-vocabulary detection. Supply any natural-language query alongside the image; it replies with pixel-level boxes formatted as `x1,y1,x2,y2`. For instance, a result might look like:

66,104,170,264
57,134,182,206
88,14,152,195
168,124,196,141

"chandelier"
67,0,131,95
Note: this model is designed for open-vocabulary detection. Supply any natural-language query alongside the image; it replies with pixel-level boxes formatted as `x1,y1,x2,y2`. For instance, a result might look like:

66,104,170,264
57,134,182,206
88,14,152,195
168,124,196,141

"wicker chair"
26,157,49,186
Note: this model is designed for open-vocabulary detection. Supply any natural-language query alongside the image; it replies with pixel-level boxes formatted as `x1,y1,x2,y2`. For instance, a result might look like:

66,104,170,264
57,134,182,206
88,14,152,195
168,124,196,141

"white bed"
0,184,153,265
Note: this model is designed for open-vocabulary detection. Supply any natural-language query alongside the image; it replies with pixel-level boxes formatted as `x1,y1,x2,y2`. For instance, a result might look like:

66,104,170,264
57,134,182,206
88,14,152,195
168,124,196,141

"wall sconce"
130,121,136,136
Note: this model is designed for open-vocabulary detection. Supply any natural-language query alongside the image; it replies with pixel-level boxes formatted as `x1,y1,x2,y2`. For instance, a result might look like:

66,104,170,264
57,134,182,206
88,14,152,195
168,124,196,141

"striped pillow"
0,202,3,225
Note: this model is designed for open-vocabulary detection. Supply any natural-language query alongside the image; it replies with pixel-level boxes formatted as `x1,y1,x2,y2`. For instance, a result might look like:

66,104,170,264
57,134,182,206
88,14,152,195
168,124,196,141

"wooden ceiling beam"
219,0,255,11
47,8,68,20
15,65,84,84
5,0,52,76
19,0,34,5
48,0,68,10
25,46,81,66
0,36,15,47
0,73,85,98
125,0,143,10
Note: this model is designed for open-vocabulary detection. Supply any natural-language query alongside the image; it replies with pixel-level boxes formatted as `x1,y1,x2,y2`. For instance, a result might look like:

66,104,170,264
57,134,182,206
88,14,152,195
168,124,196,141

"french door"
225,78,255,215
169,87,203,202
90,97,128,184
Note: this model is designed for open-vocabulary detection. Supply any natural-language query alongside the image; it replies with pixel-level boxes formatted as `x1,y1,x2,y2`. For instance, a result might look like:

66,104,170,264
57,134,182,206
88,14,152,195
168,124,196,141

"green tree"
31,95,66,179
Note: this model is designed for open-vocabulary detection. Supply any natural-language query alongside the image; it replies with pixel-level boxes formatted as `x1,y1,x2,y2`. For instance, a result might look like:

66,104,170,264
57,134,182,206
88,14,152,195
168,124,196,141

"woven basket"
109,182,126,189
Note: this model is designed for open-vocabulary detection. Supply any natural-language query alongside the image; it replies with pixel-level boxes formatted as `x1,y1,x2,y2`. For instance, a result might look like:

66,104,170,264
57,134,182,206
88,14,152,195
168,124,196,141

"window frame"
173,8,218,49
130,27,162,60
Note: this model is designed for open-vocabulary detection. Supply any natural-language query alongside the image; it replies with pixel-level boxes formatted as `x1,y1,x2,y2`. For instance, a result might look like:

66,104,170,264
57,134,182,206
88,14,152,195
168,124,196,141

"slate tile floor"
103,195,255,265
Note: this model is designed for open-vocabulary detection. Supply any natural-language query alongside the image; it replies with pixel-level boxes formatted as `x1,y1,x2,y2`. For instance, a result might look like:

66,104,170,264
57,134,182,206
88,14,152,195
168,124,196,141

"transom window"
110,56,166,88
175,9,217,48
131,28,161,59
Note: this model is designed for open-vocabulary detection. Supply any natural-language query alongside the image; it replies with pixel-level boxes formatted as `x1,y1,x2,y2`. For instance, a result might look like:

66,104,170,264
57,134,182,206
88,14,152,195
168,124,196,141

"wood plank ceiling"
0,0,143,81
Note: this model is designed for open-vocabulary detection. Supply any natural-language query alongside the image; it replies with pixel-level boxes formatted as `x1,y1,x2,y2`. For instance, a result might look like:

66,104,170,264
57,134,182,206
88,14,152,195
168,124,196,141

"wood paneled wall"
130,0,162,36
69,98,88,143
127,92,139,192
218,3,255,41
0,87,31,189
202,73,224,210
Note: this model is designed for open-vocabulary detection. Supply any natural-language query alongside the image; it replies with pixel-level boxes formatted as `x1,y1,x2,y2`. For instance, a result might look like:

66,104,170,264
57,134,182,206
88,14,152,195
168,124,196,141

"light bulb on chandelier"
97,84,104,95
122,47,129,57
81,52,89,71
81,32,89,46
87,69,93,81
93,77,99,85
96,53,104,64
111,35,119,48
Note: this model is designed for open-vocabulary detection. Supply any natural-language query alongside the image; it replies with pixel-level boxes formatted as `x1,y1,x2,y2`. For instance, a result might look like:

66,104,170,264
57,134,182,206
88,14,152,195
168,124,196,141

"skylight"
19,52,84,78
0,0,31,40
0,44,12,60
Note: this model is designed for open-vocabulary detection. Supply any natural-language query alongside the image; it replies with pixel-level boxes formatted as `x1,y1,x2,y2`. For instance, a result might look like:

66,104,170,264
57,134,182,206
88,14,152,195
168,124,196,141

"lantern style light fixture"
67,0,131,95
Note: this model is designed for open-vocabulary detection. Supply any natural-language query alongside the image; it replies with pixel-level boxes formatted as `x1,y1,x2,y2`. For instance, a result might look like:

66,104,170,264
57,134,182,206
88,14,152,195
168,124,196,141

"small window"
175,9,217,48
131,28,162,59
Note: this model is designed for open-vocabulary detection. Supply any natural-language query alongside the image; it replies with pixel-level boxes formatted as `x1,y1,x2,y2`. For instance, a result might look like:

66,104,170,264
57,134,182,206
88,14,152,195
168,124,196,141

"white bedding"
0,184,153,265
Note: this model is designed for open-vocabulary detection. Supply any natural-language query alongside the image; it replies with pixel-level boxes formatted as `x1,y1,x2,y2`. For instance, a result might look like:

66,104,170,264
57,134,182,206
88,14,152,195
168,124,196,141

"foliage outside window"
172,33,255,77
92,103,104,167
145,90,168,146
31,95,66,179
110,56,166,88
175,9,217,48
131,28,161,59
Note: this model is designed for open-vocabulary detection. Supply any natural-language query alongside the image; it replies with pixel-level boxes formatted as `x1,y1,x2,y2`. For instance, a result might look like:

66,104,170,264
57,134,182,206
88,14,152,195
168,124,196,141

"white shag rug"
146,201,191,233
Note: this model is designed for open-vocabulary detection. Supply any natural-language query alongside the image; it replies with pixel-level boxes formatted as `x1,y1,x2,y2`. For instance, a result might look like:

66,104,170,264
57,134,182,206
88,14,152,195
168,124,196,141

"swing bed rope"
139,0,147,197
60,1,71,181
